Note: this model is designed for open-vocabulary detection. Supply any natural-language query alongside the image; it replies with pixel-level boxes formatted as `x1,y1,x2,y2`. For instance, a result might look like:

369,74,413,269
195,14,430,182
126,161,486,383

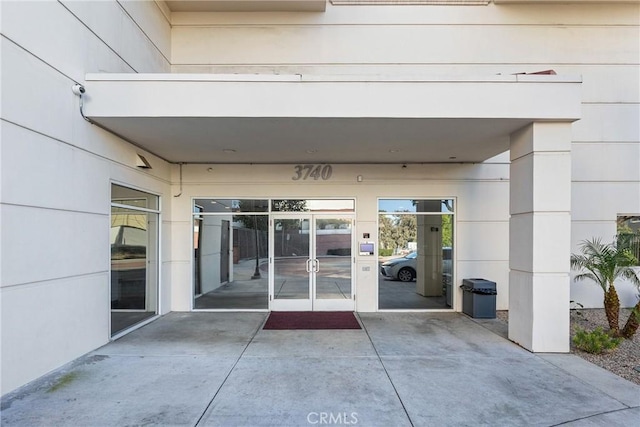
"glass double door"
270,215,354,311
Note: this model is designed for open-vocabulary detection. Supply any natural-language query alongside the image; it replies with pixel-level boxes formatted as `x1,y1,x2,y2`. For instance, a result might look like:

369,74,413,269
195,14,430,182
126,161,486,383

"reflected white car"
380,252,418,282
380,249,452,282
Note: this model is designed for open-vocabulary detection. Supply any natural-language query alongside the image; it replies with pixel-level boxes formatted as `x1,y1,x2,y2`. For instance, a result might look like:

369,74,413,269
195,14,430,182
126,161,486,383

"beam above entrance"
83,73,582,164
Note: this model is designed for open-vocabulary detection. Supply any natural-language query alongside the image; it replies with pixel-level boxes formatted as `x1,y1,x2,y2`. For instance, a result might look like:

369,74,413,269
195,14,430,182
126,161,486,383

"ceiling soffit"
83,74,582,164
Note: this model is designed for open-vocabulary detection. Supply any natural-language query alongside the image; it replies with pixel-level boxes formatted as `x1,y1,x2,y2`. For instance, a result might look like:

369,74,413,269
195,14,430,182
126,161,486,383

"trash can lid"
461,278,496,290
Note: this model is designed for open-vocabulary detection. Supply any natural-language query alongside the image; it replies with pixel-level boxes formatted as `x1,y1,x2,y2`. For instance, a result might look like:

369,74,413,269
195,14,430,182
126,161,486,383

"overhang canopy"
83,74,581,164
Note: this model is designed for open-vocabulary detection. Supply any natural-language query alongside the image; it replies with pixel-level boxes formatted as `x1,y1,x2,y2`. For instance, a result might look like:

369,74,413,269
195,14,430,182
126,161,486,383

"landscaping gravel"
496,309,640,385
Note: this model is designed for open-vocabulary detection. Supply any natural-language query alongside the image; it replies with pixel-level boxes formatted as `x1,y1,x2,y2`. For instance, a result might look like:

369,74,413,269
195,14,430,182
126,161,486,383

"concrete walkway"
1,312,638,426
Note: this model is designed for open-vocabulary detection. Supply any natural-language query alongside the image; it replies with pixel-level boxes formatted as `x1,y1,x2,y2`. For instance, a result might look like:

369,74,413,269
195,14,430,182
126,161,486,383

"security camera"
72,84,85,96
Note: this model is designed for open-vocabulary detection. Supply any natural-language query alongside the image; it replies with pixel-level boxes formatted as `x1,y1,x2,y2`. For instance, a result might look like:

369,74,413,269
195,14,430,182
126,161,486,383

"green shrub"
379,248,394,257
572,327,622,354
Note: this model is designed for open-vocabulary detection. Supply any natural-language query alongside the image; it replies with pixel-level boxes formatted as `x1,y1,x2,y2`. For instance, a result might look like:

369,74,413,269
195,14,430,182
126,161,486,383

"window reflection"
194,199,268,213
378,199,453,213
272,199,355,212
192,199,355,309
112,184,159,210
378,199,454,310
617,215,640,265
110,185,159,336
111,208,148,310
194,214,269,309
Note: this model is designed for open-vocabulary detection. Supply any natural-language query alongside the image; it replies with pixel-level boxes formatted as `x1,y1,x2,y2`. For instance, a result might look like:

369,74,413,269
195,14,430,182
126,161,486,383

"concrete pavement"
1,312,638,426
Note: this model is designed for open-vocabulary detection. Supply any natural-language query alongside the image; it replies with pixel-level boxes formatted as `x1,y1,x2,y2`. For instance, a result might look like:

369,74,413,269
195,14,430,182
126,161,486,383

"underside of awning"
83,74,581,164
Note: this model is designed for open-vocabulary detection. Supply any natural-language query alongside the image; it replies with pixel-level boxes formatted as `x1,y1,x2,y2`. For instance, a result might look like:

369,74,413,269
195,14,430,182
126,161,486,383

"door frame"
269,213,355,311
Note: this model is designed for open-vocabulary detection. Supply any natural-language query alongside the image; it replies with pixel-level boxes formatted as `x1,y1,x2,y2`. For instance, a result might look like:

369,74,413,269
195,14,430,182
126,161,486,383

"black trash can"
460,278,497,319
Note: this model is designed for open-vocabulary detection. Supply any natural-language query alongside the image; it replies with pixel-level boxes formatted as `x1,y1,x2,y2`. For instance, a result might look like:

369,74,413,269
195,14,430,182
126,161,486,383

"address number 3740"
292,164,333,181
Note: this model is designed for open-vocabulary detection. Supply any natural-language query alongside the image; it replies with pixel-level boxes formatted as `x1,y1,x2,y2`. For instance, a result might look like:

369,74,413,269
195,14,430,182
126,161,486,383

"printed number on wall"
292,164,333,181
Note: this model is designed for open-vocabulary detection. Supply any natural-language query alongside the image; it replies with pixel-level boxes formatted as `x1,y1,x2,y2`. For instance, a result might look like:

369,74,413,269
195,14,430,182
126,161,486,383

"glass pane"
441,199,454,214
111,207,157,335
274,218,310,299
272,199,355,212
379,199,453,213
379,213,453,309
194,215,268,309
194,199,268,213
272,200,309,212
112,184,158,210
146,212,159,314
617,215,640,265
315,217,352,300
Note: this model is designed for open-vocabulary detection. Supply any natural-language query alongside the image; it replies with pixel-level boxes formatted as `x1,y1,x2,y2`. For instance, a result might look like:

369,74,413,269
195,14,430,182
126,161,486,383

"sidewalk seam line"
469,316,640,408
193,314,268,426
535,355,638,409
548,405,640,426
357,313,415,427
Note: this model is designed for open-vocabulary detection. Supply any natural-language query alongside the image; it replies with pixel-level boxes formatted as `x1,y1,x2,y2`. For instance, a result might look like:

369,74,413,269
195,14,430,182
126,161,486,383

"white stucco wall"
0,0,172,395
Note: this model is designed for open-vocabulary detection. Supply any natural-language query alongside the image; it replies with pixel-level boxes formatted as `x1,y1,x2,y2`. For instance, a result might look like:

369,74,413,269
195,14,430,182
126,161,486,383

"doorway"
271,214,354,311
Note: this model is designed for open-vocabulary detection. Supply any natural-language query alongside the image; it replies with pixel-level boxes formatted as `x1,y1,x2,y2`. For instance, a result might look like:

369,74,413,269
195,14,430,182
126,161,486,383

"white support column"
416,201,443,297
508,122,572,353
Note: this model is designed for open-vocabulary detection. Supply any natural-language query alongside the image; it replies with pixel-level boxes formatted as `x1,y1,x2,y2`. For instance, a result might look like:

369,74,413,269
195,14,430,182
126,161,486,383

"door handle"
306,258,313,273
313,258,320,273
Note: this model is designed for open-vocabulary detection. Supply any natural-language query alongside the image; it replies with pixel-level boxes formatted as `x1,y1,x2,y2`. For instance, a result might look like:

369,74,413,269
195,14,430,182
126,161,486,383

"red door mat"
263,311,361,330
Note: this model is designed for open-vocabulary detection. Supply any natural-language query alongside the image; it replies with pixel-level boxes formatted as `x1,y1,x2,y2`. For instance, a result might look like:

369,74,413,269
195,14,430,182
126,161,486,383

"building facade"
1,0,639,395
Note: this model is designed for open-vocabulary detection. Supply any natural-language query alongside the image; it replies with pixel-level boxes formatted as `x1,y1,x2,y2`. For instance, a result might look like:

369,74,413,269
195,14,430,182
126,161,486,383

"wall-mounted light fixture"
71,84,85,96
72,83,92,123
136,154,152,169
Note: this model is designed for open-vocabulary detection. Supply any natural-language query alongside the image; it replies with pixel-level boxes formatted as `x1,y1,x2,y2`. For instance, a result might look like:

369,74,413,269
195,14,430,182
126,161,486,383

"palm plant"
570,238,640,338
622,292,640,338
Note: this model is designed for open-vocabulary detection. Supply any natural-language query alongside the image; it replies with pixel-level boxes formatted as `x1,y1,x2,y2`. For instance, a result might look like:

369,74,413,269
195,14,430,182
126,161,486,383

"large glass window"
618,215,640,266
194,200,269,309
378,199,454,310
110,184,159,336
